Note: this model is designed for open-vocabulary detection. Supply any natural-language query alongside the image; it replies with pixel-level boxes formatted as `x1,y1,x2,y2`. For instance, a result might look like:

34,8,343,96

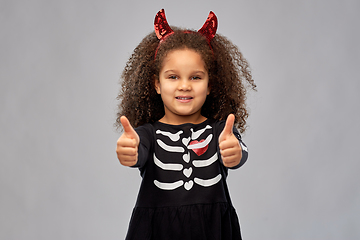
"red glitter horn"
198,11,218,43
154,9,174,41
154,9,218,58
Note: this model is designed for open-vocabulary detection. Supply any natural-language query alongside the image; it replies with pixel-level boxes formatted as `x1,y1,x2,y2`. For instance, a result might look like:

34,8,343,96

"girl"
116,9,256,240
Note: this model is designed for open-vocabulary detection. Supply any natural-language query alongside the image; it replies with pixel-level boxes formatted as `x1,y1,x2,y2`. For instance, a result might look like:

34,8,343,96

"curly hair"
115,27,256,133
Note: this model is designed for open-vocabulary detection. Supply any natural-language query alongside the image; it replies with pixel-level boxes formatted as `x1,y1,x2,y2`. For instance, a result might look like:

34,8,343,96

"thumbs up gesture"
116,116,140,167
218,114,242,168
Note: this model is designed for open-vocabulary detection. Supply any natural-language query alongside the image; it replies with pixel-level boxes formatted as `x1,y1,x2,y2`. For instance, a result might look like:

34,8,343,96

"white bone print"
183,167,192,178
240,141,248,152
187,134,213,149
182,137,191,146
156,130,183,141
184,180,194,190
154,153,183,171
157,139,184,152
192,153,218,167
183,152,190,163
194,174,222,187
190,125,212,139
154,180,184,190
153,124,223,191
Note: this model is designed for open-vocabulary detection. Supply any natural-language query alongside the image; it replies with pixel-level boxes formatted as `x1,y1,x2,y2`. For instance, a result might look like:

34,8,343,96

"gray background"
1,0,359,239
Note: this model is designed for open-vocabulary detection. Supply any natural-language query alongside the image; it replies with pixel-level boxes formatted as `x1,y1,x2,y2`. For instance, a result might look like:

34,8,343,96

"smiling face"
155,48,210,125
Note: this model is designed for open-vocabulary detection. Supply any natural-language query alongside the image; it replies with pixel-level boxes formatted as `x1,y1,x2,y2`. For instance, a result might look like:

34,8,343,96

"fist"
116,116,140,167
218,114,242,168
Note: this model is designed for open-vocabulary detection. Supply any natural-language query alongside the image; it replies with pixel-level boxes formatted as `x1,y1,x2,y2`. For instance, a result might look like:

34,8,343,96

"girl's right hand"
116,116,140,166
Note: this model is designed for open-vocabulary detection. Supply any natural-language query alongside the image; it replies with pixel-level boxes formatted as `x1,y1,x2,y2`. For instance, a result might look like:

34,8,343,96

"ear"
207,80,211,95
154,77,161,94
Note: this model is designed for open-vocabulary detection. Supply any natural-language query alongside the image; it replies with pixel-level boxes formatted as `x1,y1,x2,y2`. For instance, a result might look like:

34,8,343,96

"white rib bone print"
154,125,222,191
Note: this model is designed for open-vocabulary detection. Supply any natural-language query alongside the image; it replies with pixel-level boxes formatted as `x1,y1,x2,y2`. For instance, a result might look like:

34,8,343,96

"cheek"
158,85,173,97
202,83,211,96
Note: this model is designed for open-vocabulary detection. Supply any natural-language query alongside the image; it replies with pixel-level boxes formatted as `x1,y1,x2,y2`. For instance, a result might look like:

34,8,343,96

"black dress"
125,119,248,240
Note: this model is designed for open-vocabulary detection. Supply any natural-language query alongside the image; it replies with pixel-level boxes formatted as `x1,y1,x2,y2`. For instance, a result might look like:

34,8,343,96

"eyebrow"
191,70,206,75
163,70,206,75
163,70,176,74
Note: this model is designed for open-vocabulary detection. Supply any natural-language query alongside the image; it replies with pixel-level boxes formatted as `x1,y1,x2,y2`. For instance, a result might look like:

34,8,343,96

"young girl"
115,9,256,240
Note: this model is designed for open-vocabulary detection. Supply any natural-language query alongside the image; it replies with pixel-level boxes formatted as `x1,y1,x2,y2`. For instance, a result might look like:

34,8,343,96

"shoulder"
134,123,159,154
211,119,243,140
208,119,226,136
135,123,154,132
135,123,156,140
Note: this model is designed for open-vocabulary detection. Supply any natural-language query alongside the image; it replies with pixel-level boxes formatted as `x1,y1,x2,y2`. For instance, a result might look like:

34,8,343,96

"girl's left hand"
218,114,242,168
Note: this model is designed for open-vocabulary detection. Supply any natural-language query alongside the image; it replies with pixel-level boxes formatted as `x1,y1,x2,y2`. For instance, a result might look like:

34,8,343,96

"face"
155,49,210,125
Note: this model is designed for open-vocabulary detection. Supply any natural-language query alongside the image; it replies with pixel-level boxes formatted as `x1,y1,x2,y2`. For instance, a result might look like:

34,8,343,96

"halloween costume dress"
125,119,248,240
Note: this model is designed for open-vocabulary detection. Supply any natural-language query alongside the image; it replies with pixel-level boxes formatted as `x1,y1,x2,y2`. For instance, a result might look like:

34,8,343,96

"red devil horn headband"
154,9,175,40
154,9,218,57
198,11,218,43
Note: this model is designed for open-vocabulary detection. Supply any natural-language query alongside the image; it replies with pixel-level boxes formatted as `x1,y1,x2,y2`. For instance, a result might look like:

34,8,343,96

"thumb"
120,116,138,140
219,114,235,141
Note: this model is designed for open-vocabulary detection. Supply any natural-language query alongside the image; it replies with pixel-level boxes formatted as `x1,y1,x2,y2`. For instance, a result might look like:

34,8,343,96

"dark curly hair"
115,27,256,133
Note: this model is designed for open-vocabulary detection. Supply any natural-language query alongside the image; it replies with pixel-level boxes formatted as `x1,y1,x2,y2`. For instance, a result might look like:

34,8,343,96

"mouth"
175,96,193,103
176,96,193,100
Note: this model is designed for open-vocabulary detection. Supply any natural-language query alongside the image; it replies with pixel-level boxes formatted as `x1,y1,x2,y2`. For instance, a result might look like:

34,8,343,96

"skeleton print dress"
125,118,248,240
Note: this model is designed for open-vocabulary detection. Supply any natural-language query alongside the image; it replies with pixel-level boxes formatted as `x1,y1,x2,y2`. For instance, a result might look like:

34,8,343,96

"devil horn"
198,11,218,42
154,9,174,40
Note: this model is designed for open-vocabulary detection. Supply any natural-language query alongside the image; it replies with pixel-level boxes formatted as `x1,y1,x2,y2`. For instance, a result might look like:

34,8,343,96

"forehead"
161,49,206,71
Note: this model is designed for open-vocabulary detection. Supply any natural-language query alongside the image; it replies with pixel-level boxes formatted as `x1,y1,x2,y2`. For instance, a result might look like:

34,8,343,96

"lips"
176,96,193,100
176,96,193,103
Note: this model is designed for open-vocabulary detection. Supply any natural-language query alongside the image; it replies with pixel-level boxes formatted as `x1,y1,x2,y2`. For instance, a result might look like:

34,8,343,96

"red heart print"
189,139,208,156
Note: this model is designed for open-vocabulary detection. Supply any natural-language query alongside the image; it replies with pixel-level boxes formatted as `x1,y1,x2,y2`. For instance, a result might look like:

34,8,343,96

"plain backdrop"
1,0,359,239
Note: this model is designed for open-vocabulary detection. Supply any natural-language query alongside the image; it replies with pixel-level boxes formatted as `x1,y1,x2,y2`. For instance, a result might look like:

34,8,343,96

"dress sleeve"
230,127,248,169
130,124,154,172
216,120,248,169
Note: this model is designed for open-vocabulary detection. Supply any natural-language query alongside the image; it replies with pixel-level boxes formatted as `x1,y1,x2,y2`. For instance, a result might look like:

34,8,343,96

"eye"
191,76,201,80
168,75,178,80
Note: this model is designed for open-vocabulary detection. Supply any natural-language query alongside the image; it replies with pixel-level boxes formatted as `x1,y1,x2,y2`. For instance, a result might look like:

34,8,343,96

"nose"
178,79,191,91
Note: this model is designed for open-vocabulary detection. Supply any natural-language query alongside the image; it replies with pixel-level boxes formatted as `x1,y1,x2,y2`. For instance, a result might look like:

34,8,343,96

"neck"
158,115,207,125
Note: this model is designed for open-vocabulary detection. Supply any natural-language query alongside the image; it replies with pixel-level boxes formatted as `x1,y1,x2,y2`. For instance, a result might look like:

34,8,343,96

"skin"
155,49,210,125
116,49,242,168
